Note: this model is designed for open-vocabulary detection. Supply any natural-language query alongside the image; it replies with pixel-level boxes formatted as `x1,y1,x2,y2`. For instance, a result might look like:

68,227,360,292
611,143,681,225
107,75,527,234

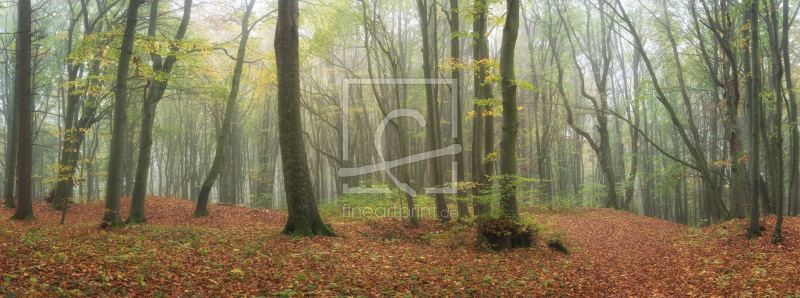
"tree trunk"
11,0,34,220
767,0,783,244
498,0,520,219
784,0,800,218
471,0,490,216
276,0,337,237
52,53,104,209
615,1,728,222
195,0,255,217
3,78,17,209
128,0,192,224
450,0,469,220
103,0,142,224
416,0,449,222
746,1,761,239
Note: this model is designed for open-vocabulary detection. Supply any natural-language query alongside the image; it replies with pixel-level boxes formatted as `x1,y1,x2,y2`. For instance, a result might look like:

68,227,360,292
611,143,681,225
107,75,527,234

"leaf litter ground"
1,197,798,296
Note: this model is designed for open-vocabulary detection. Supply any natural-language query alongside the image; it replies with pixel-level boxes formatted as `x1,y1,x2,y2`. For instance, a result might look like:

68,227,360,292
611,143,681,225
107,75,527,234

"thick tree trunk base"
11,211,35,221
771,230,783,244
280,217,338,238
126,213,147,224
456,200,470,221
193,208,209,218
194,185,212,217
747,225,762,239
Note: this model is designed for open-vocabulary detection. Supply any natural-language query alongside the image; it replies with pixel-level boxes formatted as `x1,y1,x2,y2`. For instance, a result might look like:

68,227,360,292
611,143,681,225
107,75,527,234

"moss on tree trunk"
275,0,337,238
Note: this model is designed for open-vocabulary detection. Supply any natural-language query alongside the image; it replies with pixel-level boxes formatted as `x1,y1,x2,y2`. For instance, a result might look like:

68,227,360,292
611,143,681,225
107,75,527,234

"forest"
1,0,799,295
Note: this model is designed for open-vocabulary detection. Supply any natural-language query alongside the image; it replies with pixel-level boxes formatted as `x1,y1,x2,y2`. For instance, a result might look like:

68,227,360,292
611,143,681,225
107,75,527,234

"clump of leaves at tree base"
476,214,536,250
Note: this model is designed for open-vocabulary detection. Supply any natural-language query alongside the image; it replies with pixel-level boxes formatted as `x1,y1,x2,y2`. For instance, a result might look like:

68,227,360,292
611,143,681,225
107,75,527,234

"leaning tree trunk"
615,0,728,222
195,0,255,217
52,55,103,209
275,0,337,237
11,0,34,220
128,0,192,224
498,0,520,219
103,0,142,225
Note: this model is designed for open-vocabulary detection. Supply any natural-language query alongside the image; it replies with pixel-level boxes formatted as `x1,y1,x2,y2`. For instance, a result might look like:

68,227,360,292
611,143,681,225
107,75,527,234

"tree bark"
416,0,449,222
11,0,34,220
767,0,783,244
276,0,337,237
784,0,800,218
746,1,761,239
128,0,192,224
449,0,470,219
471,0,490,216
498,0,520,219
103,0,142,224
3,76,17,209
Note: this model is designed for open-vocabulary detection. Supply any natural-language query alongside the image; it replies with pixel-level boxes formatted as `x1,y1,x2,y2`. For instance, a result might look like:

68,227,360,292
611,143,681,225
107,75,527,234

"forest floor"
1,197,799,296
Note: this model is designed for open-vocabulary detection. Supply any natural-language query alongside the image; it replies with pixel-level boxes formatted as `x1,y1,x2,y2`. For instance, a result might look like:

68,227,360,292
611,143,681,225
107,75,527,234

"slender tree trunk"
767,0,783,244
471,0,490,216
3,81,17,209
195,0,255,217
623,51,641,210
416,0,449,222
615,1,728,221
746,1,761,239
784,0,800,218
11,0,34,220
276,0,337,237
128,0,192,224
104,0,142,224
449,0,469,219
52,53,104,209
498,0,520,219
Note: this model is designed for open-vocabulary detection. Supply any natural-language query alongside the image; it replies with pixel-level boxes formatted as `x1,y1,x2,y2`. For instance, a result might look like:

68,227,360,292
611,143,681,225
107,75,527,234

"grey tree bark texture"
127,0,193,224
11,0,34,220
275,0,337,237
103,0,141,225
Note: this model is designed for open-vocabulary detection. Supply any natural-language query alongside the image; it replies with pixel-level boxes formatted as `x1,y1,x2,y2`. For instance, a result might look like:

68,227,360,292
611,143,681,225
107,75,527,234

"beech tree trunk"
276,0,337,237
416,0,449,222
3,80,17,209
103,0,142,224
449,0,469,219
471,0,490,216
11,0,34,220
195,0,255,217
128,0,192,224
746,1,761,239
784,0,800,218
498,0,520,219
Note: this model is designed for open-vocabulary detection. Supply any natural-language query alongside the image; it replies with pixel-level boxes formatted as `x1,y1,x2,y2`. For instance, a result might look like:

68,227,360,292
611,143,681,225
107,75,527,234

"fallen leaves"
0,198,798,296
